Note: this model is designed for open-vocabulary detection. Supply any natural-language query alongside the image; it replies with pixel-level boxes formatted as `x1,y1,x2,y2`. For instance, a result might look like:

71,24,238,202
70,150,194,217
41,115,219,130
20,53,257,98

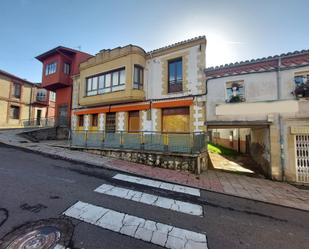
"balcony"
33,90,48,106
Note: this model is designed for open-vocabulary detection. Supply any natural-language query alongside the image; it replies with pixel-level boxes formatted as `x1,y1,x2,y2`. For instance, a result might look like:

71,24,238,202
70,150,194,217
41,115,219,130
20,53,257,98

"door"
58,105,68,126
295,134,309,183
36,109,42,126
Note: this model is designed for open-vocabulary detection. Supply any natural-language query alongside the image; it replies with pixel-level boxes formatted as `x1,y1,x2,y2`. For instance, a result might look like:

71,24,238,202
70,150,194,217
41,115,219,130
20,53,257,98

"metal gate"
295,134,309,183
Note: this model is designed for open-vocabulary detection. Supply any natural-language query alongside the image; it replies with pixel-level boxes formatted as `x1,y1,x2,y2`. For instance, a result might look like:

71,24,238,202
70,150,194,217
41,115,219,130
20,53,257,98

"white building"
206,50,309,183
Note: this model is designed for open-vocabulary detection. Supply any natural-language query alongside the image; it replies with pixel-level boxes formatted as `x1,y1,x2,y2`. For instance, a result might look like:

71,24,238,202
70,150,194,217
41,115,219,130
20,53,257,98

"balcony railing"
70,130,207,154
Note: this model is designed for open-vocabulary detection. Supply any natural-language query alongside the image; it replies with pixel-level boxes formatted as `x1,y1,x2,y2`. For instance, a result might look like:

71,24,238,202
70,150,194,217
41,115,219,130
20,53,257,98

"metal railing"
20,117,55,127
70,130,207,154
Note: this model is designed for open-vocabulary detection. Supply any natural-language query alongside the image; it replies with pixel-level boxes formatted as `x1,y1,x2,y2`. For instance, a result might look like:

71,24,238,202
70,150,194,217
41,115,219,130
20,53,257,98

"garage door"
295,134,309,183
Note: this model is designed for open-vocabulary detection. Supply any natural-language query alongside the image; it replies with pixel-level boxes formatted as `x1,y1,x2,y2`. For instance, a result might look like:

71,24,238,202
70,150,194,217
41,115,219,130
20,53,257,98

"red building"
36,46,92,126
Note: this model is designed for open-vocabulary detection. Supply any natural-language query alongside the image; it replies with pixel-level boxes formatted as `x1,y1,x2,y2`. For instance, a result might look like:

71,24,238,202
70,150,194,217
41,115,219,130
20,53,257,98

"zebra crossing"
63,173,208,249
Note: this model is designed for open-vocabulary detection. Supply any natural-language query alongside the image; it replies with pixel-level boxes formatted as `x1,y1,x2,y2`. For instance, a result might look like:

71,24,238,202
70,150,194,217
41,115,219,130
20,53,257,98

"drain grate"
0,219,73,249
5,226,60,249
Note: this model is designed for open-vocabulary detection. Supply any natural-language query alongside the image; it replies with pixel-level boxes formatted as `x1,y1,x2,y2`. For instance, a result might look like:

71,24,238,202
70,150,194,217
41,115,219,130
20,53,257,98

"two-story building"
0,69,55,128
70,37,207,171
205,50,309,183
36,46,92,126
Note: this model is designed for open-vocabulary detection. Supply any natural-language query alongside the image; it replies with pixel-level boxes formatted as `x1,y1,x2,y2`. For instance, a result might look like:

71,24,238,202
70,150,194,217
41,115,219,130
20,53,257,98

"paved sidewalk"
0,129,309,212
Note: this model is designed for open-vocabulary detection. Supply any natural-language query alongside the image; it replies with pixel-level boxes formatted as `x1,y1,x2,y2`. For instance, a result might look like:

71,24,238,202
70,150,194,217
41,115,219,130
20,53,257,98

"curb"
0,139,308,213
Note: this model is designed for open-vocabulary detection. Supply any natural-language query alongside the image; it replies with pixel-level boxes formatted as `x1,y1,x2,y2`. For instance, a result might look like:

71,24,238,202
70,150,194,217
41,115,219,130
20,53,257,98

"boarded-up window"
162,107,189,133
106,112,116,132
128,111,140,132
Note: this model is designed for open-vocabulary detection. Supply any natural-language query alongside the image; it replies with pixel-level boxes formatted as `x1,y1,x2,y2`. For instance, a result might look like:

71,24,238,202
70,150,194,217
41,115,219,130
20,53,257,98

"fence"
71,130,207,154
20,117,55,128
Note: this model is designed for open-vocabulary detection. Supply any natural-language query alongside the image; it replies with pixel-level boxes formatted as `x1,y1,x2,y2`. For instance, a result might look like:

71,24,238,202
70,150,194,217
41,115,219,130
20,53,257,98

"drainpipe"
29,85,33,124
277,56,285,181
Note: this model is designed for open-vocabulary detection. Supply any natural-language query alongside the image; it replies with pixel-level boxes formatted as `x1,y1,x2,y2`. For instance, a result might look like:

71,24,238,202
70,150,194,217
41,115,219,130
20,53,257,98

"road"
0,143,308,249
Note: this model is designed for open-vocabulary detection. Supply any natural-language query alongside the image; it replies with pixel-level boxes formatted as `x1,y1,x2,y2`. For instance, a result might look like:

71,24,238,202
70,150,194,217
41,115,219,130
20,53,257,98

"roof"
0,69,35,85
147,36,206,55
36,46,92,62
205,49,309,78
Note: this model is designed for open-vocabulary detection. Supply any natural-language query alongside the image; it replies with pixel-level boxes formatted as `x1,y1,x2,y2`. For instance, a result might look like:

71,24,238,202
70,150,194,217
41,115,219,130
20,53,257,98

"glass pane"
176,61,182,81
134,67,139,83
87,78,92,91
119,69,125,84
226,88,233,99
169,62,175,82
98,75,105,89
112,71,119,86
105,74,111,87
92,77,98,90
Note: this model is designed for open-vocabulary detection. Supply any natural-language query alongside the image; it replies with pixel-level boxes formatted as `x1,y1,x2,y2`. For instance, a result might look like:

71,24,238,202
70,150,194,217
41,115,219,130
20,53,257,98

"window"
36,90,46,102
78,115,84,127
226,81,245,103
133,65,143,89
49,91,56,101
45,62,57,75
128,111,140,132
13,83,21,98
168,58,183,93
86,68,125,96
105,113,116,132
10,106,20,119
162,107,189,133
91,114,98,127
64,63,70,75
294,74,308,87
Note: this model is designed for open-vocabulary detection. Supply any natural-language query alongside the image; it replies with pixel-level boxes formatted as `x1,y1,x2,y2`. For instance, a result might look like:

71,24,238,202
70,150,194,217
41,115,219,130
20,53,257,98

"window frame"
168,57,183,93
133,65,144,90
64,62,71,75
13,83,21,98
225,81,245,103
78,115,84,127
10,105,20,119
45,62,57,76
86,67,126,96
91,114,98,127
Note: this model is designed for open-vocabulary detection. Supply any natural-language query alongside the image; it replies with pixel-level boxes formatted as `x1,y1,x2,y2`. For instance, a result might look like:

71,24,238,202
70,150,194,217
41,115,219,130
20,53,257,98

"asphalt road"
0,143,308,249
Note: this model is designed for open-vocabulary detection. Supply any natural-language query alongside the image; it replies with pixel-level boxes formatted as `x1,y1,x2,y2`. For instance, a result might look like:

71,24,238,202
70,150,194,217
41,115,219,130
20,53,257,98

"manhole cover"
6,226,60,249
0,219,73,249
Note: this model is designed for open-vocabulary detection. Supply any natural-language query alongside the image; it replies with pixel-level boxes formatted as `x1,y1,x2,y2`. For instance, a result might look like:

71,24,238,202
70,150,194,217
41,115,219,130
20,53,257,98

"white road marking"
95,184,203,216
53,244,69,249
64,201,207,249
113,174,201,197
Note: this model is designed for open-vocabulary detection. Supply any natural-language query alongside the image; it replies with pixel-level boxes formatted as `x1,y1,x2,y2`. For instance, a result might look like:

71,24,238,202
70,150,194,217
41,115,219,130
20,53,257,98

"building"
205,50,309,183
0,69,55,128
35,46,92,127
70,37,207,171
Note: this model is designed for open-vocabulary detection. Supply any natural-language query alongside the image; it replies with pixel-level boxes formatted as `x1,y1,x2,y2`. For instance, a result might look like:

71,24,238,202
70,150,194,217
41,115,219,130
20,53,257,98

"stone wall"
75,147,208,174
20,127,69,142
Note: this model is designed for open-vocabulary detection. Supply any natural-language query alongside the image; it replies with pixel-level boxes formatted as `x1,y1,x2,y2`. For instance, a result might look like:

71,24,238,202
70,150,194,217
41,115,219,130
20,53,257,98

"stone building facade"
0,69,55,128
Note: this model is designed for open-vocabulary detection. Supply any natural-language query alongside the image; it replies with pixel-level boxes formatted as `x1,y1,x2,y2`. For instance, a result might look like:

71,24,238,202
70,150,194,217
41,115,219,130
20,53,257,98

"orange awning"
152,99,193,108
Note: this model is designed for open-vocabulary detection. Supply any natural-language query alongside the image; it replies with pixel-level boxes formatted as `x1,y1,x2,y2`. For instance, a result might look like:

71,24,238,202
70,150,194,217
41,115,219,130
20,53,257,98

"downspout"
276,56,285,181
29,85,33,124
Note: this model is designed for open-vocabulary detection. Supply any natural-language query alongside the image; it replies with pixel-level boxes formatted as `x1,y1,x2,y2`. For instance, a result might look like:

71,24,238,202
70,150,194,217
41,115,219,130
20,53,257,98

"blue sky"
0,0,308,82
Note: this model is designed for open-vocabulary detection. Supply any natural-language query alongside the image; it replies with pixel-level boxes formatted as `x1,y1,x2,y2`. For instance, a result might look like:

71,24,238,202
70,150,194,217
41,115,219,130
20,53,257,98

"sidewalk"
1,129,309,212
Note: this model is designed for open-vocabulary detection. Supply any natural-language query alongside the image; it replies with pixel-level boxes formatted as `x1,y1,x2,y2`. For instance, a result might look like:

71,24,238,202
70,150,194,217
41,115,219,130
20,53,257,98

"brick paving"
1,129,309,211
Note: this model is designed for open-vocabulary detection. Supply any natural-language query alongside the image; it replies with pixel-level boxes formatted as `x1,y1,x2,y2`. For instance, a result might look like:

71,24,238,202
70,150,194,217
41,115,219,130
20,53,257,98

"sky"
0,0,308,83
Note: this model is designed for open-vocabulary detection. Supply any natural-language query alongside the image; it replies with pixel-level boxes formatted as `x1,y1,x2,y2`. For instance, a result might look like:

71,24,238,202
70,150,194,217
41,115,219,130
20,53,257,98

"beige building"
69,37,207,172
0,69,55,128
206,50,309,183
